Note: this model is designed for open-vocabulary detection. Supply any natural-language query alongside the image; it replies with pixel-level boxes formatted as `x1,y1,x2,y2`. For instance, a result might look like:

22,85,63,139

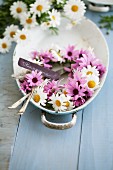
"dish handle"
88,4,110,12
41,112,77,130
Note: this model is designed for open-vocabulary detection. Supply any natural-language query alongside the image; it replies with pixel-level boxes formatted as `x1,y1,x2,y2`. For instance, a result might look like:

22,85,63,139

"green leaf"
99,15,113,34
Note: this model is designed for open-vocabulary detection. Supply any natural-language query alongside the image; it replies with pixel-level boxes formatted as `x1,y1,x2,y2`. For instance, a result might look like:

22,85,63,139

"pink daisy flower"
26,70,43,87
63,45,77,61
44,80,61,98
65,81,86,100
96,63,106,78
20,79,31,93
30,51,39,60
74,49,92,59
75,54,100,71
74,96,86,107
64,66,73,78
43,63,52,69
39,51,57,63
83,87,94,100
65,62,84,75
73,71,87,85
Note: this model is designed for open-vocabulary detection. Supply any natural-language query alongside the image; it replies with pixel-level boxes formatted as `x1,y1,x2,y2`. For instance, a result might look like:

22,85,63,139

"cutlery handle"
18,92,33,114
41,112,77,130
8,93,30,109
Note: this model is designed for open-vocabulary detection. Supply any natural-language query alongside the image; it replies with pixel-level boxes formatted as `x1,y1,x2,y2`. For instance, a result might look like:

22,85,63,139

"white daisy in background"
10,1,27,19
64,0,86,20
30,0,50,17
41,21,51,30
3,25,19,41
20,12,37,29
81,65,99,77
49,93,68,112
86,74,100,90
48,9,61,27
14,29,30,44
0,38,11,53
66,19,81,30
32,87,47,106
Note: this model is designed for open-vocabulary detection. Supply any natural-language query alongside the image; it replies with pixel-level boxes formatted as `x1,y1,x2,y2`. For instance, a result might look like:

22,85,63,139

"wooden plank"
78,12,113,170
9,105,83,170
0,44,22,170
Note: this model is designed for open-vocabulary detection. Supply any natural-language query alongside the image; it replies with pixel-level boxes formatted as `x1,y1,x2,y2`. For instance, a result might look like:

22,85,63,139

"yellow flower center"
87,71,93,75
16,7,22,13
63,101,70,107
46,22,50,26
52,15,56,20
36,5,43,11
55,100,61,107
10,31,16,38
88,80,96,88
63,90,68,96
71,20,76,25
71,5,79,12
20,34,26,40
33,94,40,103
2,43,7,49
26,18,33,24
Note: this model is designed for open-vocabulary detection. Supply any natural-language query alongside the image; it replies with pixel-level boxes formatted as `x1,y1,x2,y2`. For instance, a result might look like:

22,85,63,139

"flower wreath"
19,44,106,112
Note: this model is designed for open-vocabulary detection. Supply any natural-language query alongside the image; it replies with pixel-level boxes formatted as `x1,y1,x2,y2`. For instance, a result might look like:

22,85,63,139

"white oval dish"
13,18,109,115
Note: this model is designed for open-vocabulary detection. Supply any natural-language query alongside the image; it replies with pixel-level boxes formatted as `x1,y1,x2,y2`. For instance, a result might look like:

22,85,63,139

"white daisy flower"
86,74,100,90
66,19,81,30
41,21,51,30
50,44,64,63
3,25,19,41
34,59,43,65
63,100,74,111
10,1,27,19
20,12,37,29
29,57,43,66
30,0,50,17
53,91,74,111
51,43,62,52
64,0,86,20
40,79,50,88
0,38,11,53
14,29,30,44
62,95,74,111
32,87,47,106
81,65,99,77
50,49,65,63
49,93,67,112
48,9,61,27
